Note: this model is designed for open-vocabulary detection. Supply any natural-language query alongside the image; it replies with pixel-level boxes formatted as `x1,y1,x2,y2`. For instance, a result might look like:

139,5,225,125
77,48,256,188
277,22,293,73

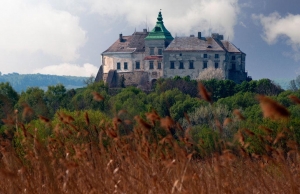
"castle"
95,11,249,88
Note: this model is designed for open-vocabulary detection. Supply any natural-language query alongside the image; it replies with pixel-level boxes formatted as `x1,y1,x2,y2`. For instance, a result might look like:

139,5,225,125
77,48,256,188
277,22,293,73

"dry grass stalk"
0,98,299,193
38,115,50,123
289,95,300,104
91,91,104,101
198,82,212,103
257,95,290,120
233,109,245,120
22,103,34,119
160,116,175,130
223,118,232,127
84,112,90,126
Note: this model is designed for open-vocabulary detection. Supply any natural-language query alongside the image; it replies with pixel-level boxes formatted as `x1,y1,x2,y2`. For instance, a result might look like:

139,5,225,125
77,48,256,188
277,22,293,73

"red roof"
144,56,163,60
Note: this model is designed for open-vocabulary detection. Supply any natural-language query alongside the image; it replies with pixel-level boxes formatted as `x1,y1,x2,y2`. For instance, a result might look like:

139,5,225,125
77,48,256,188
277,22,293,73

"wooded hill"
0,73,88,92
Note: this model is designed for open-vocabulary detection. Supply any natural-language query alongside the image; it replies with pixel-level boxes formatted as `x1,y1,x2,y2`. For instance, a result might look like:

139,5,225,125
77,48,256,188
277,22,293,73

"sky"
0,0,300,80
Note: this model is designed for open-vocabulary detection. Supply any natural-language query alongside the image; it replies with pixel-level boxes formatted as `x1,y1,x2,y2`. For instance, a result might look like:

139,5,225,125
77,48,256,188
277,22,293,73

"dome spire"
157,9,163,22
145,10,173,40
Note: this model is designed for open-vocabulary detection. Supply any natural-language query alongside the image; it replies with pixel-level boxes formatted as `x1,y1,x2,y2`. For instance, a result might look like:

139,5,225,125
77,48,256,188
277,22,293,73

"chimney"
198,32,201,39
119,34,123,42
143,29,147,32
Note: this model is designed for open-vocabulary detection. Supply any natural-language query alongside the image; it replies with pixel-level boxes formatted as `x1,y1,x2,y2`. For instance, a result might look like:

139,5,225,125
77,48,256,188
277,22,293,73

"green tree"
217,92,257,110
0,82,19,125
0,82,19,105
148,89,190,117
16,87,49,121
169,97,203,121
45,84,67,115
155,77,198,97
201,79,236,101
109,87,148,116
255,79,283,96
70,81,109,111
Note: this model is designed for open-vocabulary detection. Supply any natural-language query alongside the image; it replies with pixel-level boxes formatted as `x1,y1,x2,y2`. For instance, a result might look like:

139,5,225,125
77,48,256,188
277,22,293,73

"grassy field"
0,84,299,193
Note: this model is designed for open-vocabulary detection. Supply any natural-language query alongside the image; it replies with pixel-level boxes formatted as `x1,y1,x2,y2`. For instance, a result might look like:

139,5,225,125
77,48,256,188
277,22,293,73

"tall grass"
0,87,299,193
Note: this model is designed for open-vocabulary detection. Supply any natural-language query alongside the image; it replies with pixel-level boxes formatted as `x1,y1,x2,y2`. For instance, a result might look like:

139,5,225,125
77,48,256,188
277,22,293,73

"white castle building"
95,11,249,87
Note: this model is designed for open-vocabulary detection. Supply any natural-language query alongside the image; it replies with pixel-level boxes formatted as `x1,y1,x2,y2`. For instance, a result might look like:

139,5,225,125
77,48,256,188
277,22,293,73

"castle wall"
163,51,226,79
225,53,247,83
103,71,148,87
102,52,146,85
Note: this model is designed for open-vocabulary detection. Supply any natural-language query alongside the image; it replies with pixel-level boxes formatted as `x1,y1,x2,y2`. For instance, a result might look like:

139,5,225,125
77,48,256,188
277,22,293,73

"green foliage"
0,82,19,125
155,77,198,97
169,97,203,121
0,82,19,105
217,92,257,110
235,80,257,93
109,87,148,116
45,84,68,115
70,81,109,111
181,104,230,130
255,79,283,96
147,88,192,117
16,87,49,121
201,79,236,101
190,125,220,156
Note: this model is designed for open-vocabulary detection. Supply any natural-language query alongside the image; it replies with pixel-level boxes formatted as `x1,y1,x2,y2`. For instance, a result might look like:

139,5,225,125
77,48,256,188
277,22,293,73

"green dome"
145,11,173,40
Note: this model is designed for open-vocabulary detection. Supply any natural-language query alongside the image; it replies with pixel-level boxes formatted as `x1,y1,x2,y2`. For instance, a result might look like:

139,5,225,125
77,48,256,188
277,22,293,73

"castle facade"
95,11,249,88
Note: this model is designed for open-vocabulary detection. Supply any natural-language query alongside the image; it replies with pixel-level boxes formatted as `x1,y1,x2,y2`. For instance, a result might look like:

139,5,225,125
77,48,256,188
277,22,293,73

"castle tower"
144,11,173,83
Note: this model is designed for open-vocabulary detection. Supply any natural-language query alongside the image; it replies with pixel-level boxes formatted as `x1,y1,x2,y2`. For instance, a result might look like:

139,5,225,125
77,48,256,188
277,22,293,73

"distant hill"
0,73,89,92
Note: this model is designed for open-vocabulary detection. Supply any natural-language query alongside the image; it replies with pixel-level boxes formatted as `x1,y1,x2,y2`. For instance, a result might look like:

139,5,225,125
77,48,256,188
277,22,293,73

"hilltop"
0,73,89,92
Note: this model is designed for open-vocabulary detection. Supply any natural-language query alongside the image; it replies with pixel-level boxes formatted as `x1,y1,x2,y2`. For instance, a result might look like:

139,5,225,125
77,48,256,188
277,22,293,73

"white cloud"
86,0,240,40
33,63,99,77
0,0,86,61
253,12,300,60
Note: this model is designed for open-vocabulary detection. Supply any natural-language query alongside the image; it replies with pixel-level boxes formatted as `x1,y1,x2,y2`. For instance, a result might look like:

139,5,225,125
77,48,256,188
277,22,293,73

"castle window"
158,48,163,55
232,56,236,60
231,63,236,70
135,61,140,69
117,62,121,70
215,63,219,68
149,61,154,69
215,54,219,59
189,61,194,69
150,48,154,55
158,62,161,69
204,54,207,58
203,62,207,69
170,61,175,69
179,62,184,69
124,62,128,70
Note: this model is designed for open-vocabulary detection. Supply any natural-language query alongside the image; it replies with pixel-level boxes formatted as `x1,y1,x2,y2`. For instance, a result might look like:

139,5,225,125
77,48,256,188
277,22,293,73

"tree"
83,75,95,86
109,87,148,116
45,84,67,115
16,87,49,121
296,75,300,88
155,77,198,97
201,79,236,101
0,82,19,125
198,67,225,81
289,80,298,91
288,75,300,91
0,82,19,105
255,79,283,96
70,81,109,111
